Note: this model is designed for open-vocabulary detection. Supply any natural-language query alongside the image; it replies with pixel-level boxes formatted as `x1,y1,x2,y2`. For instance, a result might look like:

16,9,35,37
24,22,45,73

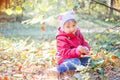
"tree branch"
92,0,120,12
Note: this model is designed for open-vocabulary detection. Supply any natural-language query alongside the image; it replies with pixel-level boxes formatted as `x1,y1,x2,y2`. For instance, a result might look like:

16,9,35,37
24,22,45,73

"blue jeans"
57,57,91,73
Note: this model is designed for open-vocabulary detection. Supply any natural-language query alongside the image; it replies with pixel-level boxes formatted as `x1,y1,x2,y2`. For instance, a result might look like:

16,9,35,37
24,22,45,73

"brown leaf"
18,66,22,71
51,57,56,65
111,55,118,60
0,76,2,80
4,76,8,80
0,48,5,51
91,54,98,59
40,26,45,31
15,62,22,66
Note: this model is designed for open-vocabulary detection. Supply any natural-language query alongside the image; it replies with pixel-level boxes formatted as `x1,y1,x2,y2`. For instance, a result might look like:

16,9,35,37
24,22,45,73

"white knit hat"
57,10,75,28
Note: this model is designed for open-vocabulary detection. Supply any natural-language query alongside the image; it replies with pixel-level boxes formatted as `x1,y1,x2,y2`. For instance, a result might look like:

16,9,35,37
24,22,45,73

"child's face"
63,20,77,34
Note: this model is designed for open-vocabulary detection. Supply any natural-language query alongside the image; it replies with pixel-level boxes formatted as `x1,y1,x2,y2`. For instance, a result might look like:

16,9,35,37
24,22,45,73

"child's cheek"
74,28,77,33
64,29,69,34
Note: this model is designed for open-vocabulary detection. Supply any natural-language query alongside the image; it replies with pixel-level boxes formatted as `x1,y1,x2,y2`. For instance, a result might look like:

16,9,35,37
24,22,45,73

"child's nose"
70,27,75,32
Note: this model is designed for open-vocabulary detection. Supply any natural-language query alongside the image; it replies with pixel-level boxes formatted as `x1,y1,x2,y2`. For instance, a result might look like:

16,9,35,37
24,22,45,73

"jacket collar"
57,27,77,39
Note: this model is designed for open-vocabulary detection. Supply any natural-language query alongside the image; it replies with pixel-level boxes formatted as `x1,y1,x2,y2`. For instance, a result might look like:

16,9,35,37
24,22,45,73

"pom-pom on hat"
57,10,75,28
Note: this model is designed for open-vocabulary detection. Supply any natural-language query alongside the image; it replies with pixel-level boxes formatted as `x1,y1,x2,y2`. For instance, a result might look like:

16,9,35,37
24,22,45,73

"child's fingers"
83,49,89,55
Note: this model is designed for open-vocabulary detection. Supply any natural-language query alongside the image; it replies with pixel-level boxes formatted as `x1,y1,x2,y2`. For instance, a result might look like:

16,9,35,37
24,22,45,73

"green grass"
0,22,56,41
76,14,119,29
0,13,119,42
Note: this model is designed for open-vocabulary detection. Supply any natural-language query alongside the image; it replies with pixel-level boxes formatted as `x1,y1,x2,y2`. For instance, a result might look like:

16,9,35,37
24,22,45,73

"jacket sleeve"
56,36,81,59
79,32,90,50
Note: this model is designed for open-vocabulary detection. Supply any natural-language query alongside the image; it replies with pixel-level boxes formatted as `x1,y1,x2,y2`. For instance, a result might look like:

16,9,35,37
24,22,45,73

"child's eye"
66,26,70,28
73,25,75,26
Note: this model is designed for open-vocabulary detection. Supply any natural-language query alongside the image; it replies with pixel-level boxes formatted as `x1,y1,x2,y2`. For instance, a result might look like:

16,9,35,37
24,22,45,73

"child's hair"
64,19,76,25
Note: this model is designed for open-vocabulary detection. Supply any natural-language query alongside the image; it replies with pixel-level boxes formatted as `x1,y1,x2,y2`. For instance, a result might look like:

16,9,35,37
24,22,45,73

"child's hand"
82,46,89,55
78,46,89,55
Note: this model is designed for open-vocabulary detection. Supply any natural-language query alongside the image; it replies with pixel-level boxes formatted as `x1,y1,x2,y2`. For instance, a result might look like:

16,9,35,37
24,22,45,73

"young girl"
56,10,91,74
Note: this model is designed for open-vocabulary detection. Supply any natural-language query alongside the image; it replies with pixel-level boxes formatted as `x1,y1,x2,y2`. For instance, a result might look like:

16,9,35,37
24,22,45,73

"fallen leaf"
91,54,98,59
4,76,8,80
40,26,45,31
13,74,23,78
51,57,56,65
0,76,2,80
106,29,110,33
21,53,27,59
18,66,22,71
111,55,118,60
15,62,22,66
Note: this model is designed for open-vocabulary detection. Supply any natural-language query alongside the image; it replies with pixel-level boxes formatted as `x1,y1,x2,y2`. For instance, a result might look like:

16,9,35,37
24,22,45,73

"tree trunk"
57,0,59,9
93,0,120,12
5,0,10,9
89,0,94,15
108,0,114,18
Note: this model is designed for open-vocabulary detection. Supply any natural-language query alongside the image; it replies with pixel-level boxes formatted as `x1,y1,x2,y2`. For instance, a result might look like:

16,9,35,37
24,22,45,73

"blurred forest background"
0,0,120,80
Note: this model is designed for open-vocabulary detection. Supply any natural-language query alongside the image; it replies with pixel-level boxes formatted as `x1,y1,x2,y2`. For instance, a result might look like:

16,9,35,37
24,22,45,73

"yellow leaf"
67,2,73,7
101,35,107,41
105,18,109,22
106,29,110,33
16,6,22,14
51,40,56,45
29,1,33,7
38,15,44,19
95,34,100,39
60,8,65,12
48,49,56,55
110,17,114,21
13,74,23,78
37,53,43,57
0,36,2,40
90,50,93,54
5,8,13,15
39,3,48,12
21,53,26,59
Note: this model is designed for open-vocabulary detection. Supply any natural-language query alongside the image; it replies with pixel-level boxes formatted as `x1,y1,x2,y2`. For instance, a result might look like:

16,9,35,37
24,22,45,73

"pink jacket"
56,27,90,65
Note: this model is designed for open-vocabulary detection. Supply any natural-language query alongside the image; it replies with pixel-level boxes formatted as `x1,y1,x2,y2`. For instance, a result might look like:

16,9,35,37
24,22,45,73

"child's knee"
57,64,67,72
71,58,81,65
